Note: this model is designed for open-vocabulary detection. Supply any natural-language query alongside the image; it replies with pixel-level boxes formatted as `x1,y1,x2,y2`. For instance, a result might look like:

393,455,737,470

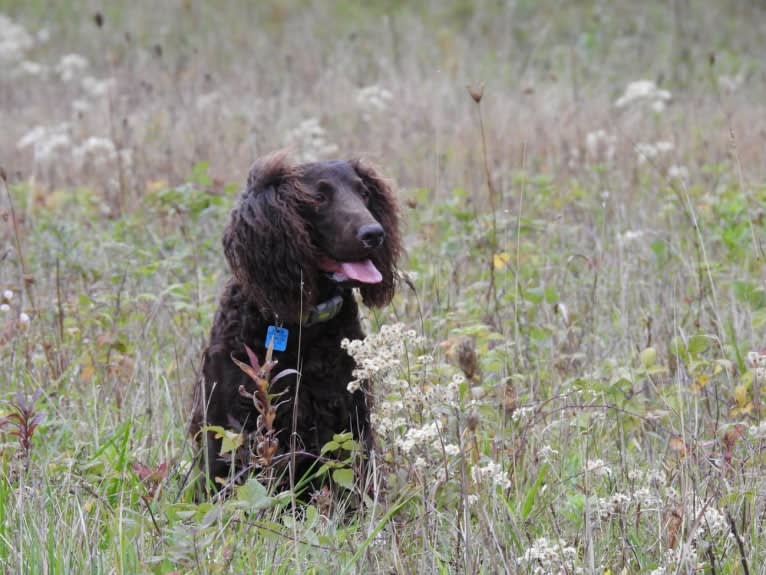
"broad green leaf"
640,347,657,369
521,463,548,520
332,468,355,491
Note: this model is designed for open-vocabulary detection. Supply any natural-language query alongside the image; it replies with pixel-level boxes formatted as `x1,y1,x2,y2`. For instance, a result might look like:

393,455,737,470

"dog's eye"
356,183,370,202
316,181,333,204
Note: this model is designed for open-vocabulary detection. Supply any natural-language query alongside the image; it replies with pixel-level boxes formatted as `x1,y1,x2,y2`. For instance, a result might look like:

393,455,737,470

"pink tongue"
319,258,383,283
337,260,382,283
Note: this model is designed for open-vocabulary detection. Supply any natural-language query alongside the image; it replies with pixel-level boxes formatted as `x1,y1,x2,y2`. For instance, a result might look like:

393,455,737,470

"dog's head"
223,153,402,322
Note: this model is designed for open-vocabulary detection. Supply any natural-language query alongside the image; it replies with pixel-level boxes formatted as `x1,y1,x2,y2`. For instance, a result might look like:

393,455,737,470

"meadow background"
2,0,766,573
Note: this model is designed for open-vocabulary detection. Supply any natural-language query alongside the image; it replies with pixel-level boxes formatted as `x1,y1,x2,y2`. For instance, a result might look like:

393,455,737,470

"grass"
2,0,766,573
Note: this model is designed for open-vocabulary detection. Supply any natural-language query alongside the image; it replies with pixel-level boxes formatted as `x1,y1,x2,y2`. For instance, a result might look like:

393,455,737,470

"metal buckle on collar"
301,293,345,327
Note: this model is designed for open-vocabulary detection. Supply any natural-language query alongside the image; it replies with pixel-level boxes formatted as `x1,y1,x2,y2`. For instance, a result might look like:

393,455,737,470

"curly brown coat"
190,153,401,495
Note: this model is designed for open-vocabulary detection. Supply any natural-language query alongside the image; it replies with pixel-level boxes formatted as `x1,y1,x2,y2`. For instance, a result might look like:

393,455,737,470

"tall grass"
2,1,766,573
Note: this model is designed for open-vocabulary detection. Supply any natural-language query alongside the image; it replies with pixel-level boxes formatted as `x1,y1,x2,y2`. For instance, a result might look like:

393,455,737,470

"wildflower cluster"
591,467,668,524
585,458,612,479
17,123,72,166
584,129,616,163
1,289,13,314
470,459,511,490
396,421,440,455
72,137,118,169
615,79,672,112
0,14,33,65
746,349,766,379
286,118,338,163
635,140,674,164
342,324,509,491
517,537,580,575
667,164,689,184
56,53,88,82
341,323,423,391
354,84,393,121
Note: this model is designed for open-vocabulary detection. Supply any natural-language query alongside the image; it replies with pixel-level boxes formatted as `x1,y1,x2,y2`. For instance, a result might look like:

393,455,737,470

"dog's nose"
357,224,385,249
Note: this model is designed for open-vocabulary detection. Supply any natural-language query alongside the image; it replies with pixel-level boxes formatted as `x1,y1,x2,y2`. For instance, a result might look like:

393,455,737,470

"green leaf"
332,468,355,491
521,463,548,520
340,439,360,452
236,478,275,511
543,286,559,304
524,287,544,304
650,240,669,268
687,334,709,356
321,440,341,454
202,425,243,454
669,337,688,362
640,347,657,369
734,281,766,309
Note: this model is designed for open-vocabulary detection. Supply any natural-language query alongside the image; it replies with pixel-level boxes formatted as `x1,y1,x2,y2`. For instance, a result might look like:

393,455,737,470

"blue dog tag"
265,325,288,352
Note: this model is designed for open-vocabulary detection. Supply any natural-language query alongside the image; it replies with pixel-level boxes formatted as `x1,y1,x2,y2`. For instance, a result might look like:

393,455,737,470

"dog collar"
300,290,345,326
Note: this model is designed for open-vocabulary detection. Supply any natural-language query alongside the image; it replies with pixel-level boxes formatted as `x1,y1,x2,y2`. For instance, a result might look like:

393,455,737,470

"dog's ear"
352,159,402,308
223,153,318,322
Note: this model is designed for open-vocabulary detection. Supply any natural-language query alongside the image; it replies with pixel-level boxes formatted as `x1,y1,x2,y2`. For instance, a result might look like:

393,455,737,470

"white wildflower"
627,469,643,482
36,27,50,44
56,53,88,82
195,91,222,111
444,444,461,457
598,492,630,519
0,14,34,64
518,537,578,575
633,487,660,509
396,422,439,454
0,304,9,313
415,354,432,366
511,405,535,423
471,459,510,490
19,312,30,326
718,73,743,93
586,458,612,479
16,123,72,165
749,421,766,439
81,76,116,98
2,289,13,301
667,164,689,184
17,126,47,149
286,118,338,163
635,141,673,164
745,350,766,379
700,504,727,536
451,373,465,386
538,444,559,463
71,99,91,115
72,137,117,168
15,60,47,77
355,84,393,121
646,469,666,487
355,84,393,111
635,143,657,164
422,376,461,406
584,129,616,163
620,229,645,242
346,379,361,393
567,145,580,170
118,148,133,169
615,80,671,111
655,141,674,154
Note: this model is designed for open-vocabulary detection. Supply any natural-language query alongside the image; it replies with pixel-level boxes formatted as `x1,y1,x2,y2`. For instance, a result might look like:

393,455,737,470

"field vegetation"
2,1,766,572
